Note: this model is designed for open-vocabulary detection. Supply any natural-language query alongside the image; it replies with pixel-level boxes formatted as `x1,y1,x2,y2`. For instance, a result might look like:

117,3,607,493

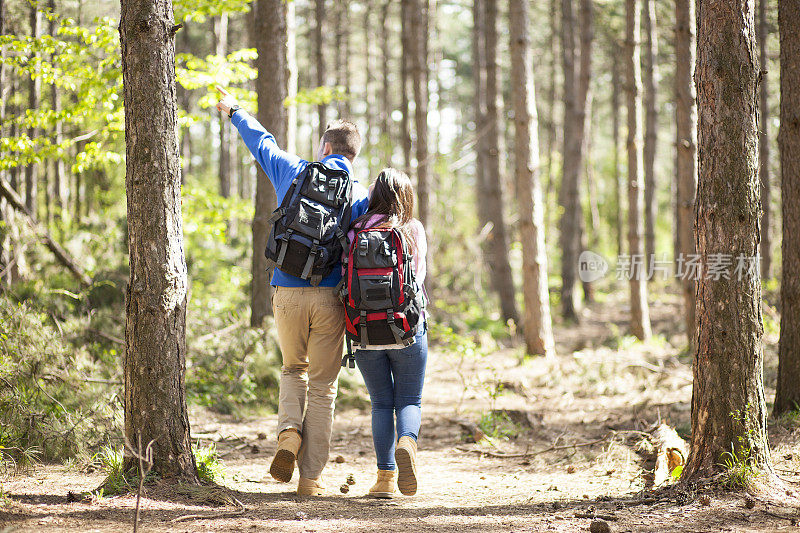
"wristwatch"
229,105,242,118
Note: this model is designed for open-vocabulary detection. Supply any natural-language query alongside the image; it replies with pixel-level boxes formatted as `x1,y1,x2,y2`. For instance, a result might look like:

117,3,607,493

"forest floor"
2,291,800,532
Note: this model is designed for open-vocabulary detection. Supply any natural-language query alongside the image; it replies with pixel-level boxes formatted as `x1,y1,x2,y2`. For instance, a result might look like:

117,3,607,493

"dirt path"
2,294,800,532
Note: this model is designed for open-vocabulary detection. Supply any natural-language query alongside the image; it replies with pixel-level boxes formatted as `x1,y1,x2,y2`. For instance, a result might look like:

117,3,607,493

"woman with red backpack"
342,168,428,498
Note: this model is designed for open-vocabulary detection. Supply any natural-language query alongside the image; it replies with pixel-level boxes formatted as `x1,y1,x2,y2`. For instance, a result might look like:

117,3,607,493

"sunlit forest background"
0,0,784,464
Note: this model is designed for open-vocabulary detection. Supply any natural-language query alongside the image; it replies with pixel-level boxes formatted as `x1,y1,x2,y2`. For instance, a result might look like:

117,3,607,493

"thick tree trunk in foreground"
483,0,518,325
251,0,289,327
509,0,555,357
774,0,800,417
559,0,581,321
758,0,771,279
683,0,772,479
625,0,651,340
119,0,197,481
674,0,697,349
642,0,657,267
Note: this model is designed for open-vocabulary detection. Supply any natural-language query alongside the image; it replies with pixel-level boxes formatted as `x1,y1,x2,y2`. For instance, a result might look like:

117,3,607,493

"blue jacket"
231,110,369,287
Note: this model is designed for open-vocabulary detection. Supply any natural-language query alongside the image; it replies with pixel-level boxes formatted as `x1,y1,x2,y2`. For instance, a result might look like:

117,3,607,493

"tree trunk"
642,0,657,268
612,48,624,257
48,0,65,230
363,0,374,175
408,0,430,229
544,0,558,232
286,0,297,155
559,0,581,320
334,3,351,118
683,0,772,479
774,0,800,417
674,0,697,349
214,14,231,198
119,0,197,481
315,0,326,138
400,0,412,174
482,0,518,325
577,0,593,303
380,0,392,162
0,0,8,282
251,0,290,327
472,0,490,241
24,4,40,218
625,0,651,340
758,0,771,279
509,0,555,357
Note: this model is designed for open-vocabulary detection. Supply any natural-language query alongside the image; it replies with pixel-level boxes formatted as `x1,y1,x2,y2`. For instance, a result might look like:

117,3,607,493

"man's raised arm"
215,86,305,192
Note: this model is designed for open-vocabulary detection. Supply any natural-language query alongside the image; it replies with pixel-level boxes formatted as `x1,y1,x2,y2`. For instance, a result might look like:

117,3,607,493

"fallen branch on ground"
171,495,246,523
456,432,613,458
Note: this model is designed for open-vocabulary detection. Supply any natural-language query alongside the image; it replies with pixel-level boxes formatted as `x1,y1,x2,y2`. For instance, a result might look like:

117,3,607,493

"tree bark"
119,0,197,481
380,0,392,162
612,48,624,257
25,4,40,218
509,0,555,357
683,0,772,479
544,0,558,232
214,14,231,198
315,0,326,138
774,0,800,417
0,0,8,281
472,0,489,235
48,0,65,230
642,0,657,267
559,0,581,320
674,0,697,350
251,0,290,327
286,1,297,155
400,0,412,174
408,0,430,229
758,0,771,279
482,0,518,325
363,0,374,175
625,0,651,340
577,0,594,303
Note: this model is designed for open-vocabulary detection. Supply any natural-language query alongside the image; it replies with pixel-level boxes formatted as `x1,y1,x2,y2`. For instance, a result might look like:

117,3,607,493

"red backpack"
341,225,423,366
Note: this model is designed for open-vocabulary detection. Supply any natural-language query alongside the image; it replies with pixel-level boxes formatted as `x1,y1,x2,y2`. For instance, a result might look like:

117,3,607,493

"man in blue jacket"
216,88,369,496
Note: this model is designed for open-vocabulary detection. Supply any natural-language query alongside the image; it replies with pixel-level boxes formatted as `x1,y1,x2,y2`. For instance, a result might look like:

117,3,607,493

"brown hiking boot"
395,436,418,496
368,469,397,499
297,476,325,496
270,429,301,483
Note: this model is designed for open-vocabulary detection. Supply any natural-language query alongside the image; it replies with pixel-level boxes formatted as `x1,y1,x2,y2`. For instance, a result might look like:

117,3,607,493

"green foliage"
95,445,133,495
0,295,120,461
477,411,520,440
193,442,225,484
0,16,122,173
718,406,759,489
173,0,252,23
719,445,756,490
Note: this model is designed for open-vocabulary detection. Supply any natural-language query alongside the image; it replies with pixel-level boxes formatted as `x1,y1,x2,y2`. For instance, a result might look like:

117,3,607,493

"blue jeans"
355,326,428,471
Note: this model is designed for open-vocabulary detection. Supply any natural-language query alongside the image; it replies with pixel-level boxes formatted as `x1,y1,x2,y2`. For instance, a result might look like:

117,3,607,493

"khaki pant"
272,286,344,479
